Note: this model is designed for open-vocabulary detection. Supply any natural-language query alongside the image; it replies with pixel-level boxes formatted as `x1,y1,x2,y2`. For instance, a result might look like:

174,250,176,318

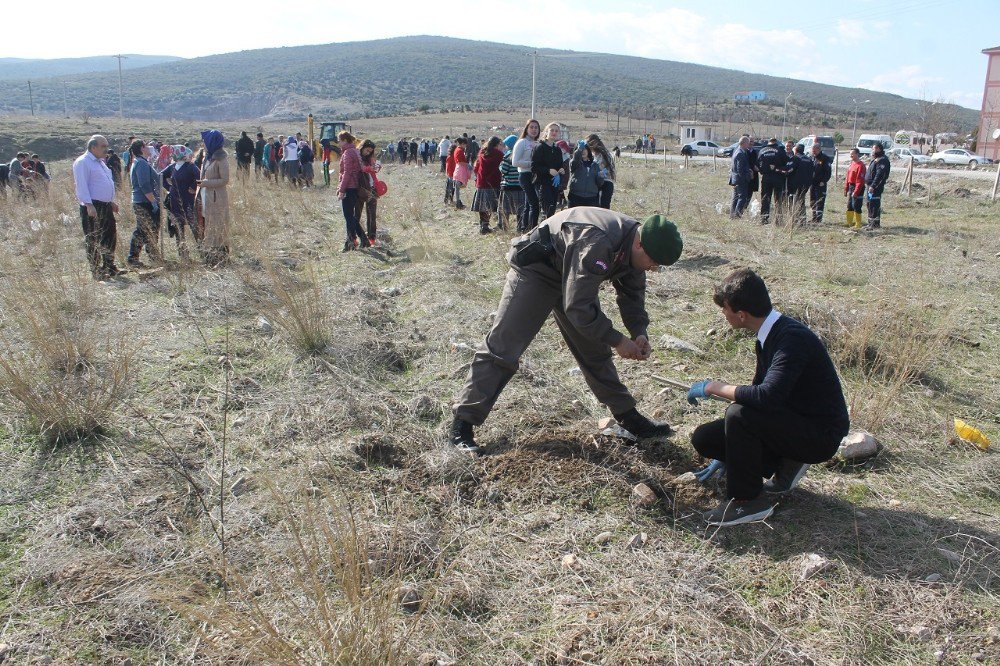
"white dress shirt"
757,309,782,346
72,150,115,204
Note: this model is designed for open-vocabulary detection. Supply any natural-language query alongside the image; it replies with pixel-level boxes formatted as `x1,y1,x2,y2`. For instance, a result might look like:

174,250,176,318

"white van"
856,134,894,156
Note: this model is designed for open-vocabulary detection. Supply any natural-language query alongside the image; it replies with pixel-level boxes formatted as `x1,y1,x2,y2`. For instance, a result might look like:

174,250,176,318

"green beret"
639,215,683,266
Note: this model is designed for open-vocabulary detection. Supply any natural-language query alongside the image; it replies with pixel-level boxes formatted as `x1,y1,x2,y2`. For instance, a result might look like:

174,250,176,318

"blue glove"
151,200,159,213
694,459,726,483
866,191,873,201
552,174,561,188
687,379,712,405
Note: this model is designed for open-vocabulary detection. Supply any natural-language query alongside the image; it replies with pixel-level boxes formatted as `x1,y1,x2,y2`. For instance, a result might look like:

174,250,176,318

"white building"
677,122,716,143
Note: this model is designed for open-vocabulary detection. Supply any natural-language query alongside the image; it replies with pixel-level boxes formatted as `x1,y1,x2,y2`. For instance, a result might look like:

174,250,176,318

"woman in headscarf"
156,143,173,172
497,135,523,231
336,130,370,251
164,145,200,258
198,129,230,267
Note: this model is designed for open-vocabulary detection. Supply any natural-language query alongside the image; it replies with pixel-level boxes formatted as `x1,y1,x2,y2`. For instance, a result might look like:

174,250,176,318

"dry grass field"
0,115,997,664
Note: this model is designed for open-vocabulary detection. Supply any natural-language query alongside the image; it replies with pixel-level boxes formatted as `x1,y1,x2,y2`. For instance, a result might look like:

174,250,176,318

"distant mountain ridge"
0,37,977,131
0,55,184,81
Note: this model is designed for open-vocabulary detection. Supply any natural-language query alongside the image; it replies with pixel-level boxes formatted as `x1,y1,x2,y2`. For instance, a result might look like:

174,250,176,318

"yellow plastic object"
954,419,991,451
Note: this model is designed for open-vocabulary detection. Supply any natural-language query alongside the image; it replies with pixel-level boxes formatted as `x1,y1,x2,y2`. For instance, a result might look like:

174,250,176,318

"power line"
112,54,127,119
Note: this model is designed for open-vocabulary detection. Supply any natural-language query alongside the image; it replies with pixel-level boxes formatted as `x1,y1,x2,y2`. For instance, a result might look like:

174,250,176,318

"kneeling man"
451,208,684,454
687,268,849,526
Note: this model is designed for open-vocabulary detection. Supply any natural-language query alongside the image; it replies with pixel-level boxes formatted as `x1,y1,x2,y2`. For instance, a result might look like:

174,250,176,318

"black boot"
449,417,480,454
614,408,672,439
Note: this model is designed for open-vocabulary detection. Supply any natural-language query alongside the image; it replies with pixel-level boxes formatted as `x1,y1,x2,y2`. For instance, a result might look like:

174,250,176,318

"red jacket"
445,152,456,177
845,160,866,195
474,148,503,189
338,143,361,193
454,147,468,166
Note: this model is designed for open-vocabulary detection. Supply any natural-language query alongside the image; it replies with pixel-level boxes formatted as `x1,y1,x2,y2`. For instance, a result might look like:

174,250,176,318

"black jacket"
865,154,890,192
235,135,254,163
734,315,849,432
254,139,266,160
787,155,813,191
531,142,565,183
729,148,751,186
757,143,788,180
811,152,832,186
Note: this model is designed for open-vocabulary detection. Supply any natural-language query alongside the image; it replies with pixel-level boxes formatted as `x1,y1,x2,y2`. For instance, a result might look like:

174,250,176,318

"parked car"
856,134,894,156
719,142,739,157
681,140,720,156
797,135,837,158
929,149,993,167
890,147,931,164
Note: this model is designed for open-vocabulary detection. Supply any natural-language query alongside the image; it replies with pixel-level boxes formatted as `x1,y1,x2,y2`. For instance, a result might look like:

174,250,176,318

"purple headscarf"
201,129,224,158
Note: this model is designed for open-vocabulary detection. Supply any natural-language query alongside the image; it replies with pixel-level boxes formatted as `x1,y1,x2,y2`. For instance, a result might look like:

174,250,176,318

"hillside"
0,55,184,81
0,36,978,131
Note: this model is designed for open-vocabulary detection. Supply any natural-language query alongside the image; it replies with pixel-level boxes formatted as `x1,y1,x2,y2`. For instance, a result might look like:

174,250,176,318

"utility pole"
62,82,68,117
694,95,698,123
27,80,35,116
113,54,127,119
529,50,537,119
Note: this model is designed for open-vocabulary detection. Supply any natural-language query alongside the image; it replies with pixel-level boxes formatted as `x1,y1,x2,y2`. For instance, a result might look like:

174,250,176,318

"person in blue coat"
728,137,752,218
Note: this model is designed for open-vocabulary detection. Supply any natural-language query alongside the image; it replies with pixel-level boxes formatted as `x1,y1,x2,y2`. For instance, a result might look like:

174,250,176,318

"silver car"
929,148,992,167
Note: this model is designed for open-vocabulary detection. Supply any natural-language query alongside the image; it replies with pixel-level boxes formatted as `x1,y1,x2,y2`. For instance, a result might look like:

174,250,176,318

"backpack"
0,164,8,183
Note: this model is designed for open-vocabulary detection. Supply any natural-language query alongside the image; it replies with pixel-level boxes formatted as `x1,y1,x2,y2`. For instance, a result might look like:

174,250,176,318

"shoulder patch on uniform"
588,258,610,274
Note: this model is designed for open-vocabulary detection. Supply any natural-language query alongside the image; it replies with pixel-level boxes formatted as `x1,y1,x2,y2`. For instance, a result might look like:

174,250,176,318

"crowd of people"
1,151,51,199
727,135,890,231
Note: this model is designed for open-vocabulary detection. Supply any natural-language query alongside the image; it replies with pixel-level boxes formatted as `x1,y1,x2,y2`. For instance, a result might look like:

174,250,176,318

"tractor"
307,114,353,186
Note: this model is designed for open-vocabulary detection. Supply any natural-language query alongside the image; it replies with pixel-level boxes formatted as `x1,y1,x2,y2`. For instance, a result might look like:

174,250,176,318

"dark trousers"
598,181,614,209
787,186,810,224
440,155,447,172
759,177,783,223
568,193,599,208
79,201,117,272
518,172,539,232
129,201,162,262
445,177,454,202
538,181,557,220
341,189,367,245
846,185,863,214
691,403,843,500
730,182,750,218
810,183,828,223
399,152,407,164
358,197,377,241
867,187,883,227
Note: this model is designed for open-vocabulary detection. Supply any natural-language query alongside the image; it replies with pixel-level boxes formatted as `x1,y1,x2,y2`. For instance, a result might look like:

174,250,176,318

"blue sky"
4,0,996,109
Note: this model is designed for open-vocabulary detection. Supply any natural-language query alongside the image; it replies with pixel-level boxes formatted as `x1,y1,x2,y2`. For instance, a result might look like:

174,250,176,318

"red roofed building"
979,45,1000,161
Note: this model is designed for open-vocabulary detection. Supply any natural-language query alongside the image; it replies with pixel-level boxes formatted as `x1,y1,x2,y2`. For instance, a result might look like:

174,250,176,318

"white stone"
230,477,249,497
671,472,698,485
380,286,402,297
937,548,962,564
561,553,579,568
657,334,705,355
593,531,613,546
838,430,878,460
597,416,615,429
256,316,273,334
602,425,638,441
798,553,834,580
567,367,583,376
627,533,648,550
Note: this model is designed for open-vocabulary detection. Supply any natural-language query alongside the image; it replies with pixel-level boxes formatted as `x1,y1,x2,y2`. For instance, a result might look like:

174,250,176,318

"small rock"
451,342,474,353
937,548,962,564
593,531,614,546
631,483,658,507
380,286,402,297
90,516,106,532
973,652,986,661
597,416,615,429
627,532,648,550
898,625,933,642
657,334,705,355
568,367,583,376
934,650,945,662
838,430,878,460
671,471,698,485
925,573,942,583
397,584,421,613
888,499,902,508
798,553,834,580
706,328,717,337
487,311,498,321
256,316,273,334
230,477,249,497
602,424,638,441
561,553,579,568
418,653,438,666
408,394,439,421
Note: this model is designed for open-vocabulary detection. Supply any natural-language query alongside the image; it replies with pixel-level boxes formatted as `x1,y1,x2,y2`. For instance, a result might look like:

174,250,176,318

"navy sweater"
734,315,850,432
